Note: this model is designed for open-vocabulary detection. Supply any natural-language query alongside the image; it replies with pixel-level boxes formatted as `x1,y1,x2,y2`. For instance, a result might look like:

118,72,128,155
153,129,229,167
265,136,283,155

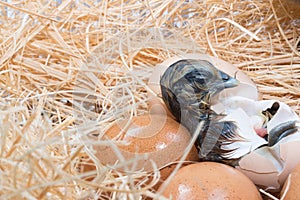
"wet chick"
160,59,300,166
160,59,241,165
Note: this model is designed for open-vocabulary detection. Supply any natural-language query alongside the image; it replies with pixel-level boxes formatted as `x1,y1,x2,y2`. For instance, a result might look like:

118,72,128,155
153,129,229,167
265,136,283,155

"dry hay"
0,0,299,199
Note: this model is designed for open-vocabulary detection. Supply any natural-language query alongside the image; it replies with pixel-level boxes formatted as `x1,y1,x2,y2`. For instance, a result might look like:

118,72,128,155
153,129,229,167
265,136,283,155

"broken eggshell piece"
147,54,258,116
213,96,300,191
280,162,300,199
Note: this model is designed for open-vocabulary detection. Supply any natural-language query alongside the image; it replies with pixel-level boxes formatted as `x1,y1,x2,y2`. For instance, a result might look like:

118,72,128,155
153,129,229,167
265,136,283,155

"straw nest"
0,0,299,199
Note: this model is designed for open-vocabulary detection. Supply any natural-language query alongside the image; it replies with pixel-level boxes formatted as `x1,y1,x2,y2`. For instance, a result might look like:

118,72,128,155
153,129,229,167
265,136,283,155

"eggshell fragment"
159,162,262,200
93,114,199,185
280,162,300,200
215,96,300,191
147,54,258,116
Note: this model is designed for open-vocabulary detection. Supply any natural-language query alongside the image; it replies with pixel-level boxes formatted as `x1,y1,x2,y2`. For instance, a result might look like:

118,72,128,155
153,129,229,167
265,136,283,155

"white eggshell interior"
219,97,300,191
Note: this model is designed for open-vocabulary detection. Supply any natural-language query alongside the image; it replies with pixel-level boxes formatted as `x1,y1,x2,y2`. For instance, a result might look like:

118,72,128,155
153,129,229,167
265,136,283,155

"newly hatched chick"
160,59,298,166
160,59,240,165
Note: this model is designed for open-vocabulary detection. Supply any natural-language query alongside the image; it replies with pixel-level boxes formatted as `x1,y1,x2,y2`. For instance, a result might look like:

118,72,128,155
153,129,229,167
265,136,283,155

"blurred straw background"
0,0,299,199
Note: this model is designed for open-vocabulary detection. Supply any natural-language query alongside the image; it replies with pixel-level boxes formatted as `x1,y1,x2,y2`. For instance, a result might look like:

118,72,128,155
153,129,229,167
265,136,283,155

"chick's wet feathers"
160,59,241,164
160,59,238,126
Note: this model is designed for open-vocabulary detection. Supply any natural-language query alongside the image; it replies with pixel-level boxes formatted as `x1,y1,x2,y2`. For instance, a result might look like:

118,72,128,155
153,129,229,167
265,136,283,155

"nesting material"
0,0,299,199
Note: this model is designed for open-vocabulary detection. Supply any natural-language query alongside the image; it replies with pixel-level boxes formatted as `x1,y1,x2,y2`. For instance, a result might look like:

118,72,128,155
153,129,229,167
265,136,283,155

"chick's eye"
221,73,230,81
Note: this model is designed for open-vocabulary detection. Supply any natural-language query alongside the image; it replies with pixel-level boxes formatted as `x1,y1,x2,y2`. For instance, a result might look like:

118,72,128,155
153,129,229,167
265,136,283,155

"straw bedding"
0,0,299,199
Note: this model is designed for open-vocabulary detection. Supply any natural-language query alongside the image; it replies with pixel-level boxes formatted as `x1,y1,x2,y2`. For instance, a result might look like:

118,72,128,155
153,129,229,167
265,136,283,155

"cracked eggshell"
147,54,258,116
219,107,268,159
280,162,300,199
237,133,300,192
217,96,300,191
93,114,199,188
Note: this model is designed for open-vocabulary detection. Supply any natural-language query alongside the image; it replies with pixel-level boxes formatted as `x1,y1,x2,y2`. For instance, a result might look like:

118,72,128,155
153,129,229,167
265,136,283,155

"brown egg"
159,162,262,200
281,162,300,199
147,54,258,116
273,0,300,20
92,114,199,187
76,155,97,181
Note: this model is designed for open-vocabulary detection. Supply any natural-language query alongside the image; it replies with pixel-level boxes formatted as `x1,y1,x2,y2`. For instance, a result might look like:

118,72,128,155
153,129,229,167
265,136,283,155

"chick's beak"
224,76,239,88
210,71,239,96
220,71,239,89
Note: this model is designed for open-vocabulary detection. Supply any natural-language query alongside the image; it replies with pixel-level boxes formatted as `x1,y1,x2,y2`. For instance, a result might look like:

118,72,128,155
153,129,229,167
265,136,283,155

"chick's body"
160,59,240,165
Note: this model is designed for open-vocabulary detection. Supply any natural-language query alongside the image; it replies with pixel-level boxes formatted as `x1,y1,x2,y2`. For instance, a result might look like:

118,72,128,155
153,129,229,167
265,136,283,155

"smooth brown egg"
159,162,262,200
281,162,300,200
92,114,199,187
273,0,300,19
